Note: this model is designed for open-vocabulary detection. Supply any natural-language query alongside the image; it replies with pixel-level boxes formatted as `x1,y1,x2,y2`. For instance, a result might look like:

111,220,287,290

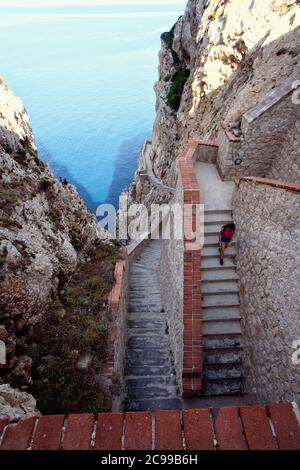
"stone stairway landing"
201,209,244,397
124,240,181,412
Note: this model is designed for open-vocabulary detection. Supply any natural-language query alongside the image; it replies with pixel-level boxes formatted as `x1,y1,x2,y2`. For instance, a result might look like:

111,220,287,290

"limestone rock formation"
129,0,300,202
0,383,40,421
0,78,109,390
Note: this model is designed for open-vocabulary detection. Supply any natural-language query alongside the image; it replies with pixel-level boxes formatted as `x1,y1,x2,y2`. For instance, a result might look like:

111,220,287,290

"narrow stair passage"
124,240,182,411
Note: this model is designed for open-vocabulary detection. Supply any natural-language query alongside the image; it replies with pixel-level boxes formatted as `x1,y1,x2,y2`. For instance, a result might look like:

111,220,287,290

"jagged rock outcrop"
0,383,40,421
0,78,109,391
129,0,300,202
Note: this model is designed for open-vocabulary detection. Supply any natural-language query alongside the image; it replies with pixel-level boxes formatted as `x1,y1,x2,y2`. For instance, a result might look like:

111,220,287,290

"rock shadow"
105,133,149,210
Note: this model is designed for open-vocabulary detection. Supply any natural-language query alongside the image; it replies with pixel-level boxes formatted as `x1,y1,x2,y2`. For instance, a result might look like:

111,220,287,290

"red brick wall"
102,248,128,408
178,138,218,396
237,176,300,192
1,403,300,450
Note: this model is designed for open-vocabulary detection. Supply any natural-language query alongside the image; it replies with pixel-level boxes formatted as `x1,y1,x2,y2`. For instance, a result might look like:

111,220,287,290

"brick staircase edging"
1,402,300,450
101,248,129,411
177,138,218,397
236,176,300,193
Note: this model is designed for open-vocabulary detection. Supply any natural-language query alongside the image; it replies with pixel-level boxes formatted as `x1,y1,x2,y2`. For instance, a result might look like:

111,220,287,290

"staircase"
201,209,245,396
124,240,182,411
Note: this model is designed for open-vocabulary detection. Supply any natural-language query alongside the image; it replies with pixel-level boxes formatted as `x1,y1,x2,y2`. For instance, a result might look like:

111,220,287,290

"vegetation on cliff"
0,78,117,414
167,68,190,111
24,242,120,414
161,20,190,111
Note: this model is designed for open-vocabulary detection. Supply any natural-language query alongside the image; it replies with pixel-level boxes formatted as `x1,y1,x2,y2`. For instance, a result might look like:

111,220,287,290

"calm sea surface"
0,4,182,211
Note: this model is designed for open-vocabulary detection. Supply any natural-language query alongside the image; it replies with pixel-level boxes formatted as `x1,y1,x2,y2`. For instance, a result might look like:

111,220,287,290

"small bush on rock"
167,68,190,111
39,178,51,192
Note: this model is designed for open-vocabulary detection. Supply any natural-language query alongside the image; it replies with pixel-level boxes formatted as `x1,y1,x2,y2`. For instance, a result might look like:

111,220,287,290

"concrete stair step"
202,320,242,336
127,350,170,367
202,257,236,269
127,319,165,329
130,292,160,296
202,307,241,322
126,385,178,400
202,281,239,295
204,349,243,365
204,234,236,247
204,365,244,381
202,293,240,307
204,224,221,235
127,336,169,350
205,209,232,215
130,270,158,275
125,240,180,409
124,398,182,412
129,287,159,293
125,365,172,377
202,380,245,396
127,328,166,336
130,271,159,275
128,311,163,317
183,395,253,409
204,335,243,350
202,269,238,281
204,212,232,224
129,299,161,304
202,246,236,258
126,376,176,388
128,306,163,313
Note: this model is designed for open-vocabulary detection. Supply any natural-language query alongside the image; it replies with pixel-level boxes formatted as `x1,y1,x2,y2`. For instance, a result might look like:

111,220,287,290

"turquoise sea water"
0,4,183,211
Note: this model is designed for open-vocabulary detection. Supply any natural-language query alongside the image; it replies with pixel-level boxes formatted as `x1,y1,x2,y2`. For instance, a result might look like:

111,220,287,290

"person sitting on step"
219,222,236,265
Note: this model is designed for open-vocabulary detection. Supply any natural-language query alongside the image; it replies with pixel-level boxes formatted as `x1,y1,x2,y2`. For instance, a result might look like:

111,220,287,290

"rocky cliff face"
0,78,109,392
130,0,300,202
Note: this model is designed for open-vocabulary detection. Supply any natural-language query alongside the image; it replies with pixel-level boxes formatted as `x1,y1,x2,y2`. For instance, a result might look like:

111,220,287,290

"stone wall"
102,255,129,411
238,89,300,178
233,179,300,403
159,177,184,391
217,72,300,181
268,119,300,182
197,140,218,163
159,139,203,396
217,123,243,180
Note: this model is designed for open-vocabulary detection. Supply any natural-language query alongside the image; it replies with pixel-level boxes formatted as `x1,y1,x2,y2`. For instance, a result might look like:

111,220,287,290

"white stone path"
195,162,234,210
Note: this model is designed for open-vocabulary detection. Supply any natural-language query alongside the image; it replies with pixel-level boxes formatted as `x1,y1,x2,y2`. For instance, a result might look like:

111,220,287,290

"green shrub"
65,287,78,307
0,255,7,266
30,354,109,415
161,31,174,49
39,178,51,192
0,186,18,205
70,231,82,251
24,241,120,414
167,69,190,111
110,372,123,396
161,22,182,66
34,156,40,166
60,177,69,186
74,208,83,219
